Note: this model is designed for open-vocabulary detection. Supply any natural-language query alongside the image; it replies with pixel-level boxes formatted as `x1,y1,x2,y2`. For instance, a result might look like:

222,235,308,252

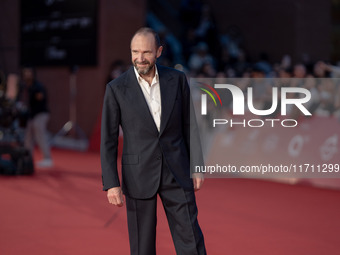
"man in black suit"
101,27,206,255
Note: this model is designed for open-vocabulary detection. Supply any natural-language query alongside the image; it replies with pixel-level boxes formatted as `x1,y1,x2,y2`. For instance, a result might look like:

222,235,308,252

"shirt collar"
133,65,159,84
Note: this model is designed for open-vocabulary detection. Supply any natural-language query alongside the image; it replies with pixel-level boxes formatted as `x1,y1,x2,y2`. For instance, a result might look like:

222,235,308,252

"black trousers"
125,163,207,255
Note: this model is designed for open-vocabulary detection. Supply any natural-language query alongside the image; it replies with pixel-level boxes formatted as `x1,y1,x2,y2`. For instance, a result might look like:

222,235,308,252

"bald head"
131,27,161,50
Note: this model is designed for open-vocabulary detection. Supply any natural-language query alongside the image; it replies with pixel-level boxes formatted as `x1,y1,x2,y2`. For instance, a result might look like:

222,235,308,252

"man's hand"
107,187,124,207
192,173,204,192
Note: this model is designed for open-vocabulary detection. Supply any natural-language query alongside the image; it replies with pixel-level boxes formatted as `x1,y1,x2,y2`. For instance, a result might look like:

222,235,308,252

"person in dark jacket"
19,67,53,168
101,27,206,255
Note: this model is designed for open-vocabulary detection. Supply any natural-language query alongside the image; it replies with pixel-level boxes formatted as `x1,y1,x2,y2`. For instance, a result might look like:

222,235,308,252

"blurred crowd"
0,67,52,170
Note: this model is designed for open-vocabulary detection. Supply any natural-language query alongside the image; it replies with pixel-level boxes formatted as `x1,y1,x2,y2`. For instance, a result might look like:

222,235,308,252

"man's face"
131,33,162,75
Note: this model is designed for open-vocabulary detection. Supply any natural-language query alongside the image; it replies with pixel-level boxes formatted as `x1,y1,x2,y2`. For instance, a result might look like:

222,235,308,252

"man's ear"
156,46,163,58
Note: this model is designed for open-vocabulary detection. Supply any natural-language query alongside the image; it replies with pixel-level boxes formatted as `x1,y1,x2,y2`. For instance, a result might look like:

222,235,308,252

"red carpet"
1,149,340,255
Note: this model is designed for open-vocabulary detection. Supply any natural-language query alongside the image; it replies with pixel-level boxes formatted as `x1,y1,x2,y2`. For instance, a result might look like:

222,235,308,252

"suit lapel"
124,65,178,136
125,67,159,134
158,65,178,136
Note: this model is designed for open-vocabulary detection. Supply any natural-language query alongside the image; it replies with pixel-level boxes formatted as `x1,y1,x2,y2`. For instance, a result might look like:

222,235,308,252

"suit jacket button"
157,156,161,160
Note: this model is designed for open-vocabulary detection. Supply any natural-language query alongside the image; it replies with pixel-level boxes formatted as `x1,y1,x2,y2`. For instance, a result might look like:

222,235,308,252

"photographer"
18,67,53,168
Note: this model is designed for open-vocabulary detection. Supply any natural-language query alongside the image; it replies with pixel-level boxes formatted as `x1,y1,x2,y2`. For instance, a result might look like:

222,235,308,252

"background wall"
209,0,332,63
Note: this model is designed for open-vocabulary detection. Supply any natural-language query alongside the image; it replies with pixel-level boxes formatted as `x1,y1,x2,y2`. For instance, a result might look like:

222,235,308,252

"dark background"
20,0,97,66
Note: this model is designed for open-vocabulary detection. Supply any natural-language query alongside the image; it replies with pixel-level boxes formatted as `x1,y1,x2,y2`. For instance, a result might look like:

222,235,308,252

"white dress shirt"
134,66,162,131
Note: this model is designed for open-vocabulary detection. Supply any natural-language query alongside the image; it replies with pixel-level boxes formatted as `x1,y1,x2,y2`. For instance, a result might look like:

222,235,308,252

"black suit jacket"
101,65,203,199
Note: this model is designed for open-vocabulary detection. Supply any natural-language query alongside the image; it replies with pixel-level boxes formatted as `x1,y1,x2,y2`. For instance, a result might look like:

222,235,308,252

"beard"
133,59,156,75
